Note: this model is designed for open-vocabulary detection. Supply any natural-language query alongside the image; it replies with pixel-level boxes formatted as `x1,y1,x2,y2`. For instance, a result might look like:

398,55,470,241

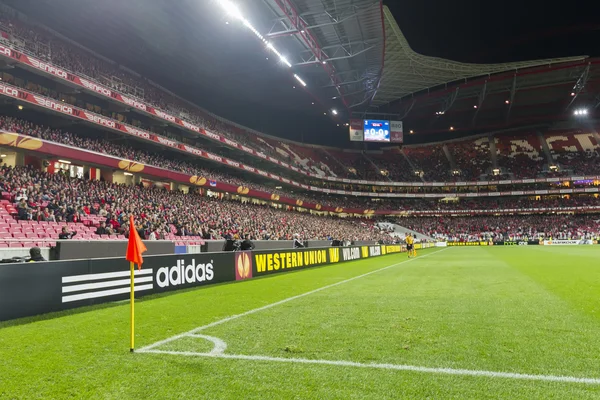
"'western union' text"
255,250,328,273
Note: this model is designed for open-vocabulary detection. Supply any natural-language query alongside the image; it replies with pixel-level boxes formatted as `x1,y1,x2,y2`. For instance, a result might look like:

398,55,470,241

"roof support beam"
505,74,517,122
270,0,349,108
269,2,379,25
471,80,487,126
265,5,375,38
429,87,459,127
564,63,590,111
295,45,376,66
398,99,416,120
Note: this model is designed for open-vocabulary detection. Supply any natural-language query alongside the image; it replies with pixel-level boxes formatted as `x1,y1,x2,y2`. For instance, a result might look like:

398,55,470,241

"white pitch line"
138,249,445,352
140,349,600,385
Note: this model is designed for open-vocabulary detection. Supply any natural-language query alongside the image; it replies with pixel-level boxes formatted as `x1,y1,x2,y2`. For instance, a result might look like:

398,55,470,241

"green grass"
2,246,600,399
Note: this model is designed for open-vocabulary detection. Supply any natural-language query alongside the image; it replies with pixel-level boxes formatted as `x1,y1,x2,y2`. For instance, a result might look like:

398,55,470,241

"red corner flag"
126,216,147,270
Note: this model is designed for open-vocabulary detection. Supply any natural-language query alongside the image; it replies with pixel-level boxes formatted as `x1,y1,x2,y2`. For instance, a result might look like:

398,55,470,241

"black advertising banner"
0,253,235,322
63,253,236,307
447,241,492,246
0,260,88,321
250,248,333,277
249,245,406,278
1,246,410,322
496,241,540,246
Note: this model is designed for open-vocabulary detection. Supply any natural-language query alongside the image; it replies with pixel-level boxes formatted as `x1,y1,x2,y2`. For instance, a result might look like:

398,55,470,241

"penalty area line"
138,248,446,352
140,349,600,385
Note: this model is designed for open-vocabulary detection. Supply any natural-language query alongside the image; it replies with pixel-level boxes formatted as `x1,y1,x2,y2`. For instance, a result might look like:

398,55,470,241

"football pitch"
2,246,600,399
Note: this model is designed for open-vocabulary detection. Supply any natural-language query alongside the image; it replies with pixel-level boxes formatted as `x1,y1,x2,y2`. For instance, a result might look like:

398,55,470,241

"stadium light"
280,56,292,68
220,2,295,72
294,74,307,87
331,109,338,115
220,0,243,21
574,108,588,116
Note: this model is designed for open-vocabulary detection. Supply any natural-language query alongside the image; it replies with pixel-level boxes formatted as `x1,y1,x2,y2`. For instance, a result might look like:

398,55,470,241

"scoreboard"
363,120,390,142
349,119,403,143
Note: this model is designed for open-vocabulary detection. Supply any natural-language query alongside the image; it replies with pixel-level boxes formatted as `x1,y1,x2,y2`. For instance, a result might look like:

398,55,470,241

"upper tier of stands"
0,10,599,184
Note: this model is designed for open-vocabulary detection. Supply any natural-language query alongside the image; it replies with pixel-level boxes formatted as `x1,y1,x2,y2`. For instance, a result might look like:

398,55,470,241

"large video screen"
363,120,390,142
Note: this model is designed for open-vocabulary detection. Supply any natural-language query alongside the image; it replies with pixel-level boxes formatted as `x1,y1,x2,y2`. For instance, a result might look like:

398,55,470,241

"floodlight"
280,56,292,68
294,74,307,87
221,0,243,20
332,109,338,115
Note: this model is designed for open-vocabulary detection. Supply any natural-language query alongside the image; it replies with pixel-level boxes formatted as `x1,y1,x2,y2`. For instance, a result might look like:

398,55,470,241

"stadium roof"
4,0,600,144
260,0,385,110
371,6,588,107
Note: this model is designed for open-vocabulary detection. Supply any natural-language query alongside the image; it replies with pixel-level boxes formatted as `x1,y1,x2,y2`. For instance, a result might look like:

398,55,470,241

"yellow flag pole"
130,261,135,352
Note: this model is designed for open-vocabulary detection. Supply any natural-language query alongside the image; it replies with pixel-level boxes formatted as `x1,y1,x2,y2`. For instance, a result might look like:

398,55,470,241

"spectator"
58,227,77,240
95,221,111,236
240,234,255,250
28,247,46,262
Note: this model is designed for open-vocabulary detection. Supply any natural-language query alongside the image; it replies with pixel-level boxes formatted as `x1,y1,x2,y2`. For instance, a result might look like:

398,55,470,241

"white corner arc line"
139,349,600,385
138,249,445,352
187,334,227,355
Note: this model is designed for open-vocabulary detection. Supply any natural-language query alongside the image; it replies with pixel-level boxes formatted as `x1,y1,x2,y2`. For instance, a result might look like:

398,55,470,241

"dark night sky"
386,0,600,63
4,0,600,145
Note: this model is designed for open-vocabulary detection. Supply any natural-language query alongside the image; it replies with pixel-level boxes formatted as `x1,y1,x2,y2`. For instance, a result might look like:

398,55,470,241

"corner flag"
125,215,146,352
126,216,147,269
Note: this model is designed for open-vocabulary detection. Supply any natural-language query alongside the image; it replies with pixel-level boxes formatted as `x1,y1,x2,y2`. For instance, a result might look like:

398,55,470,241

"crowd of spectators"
4,10,600,189
0,164,395,242
0,116,355,207
446,138,492,180
403,145,450,181
399,214,600,242
7,113,600,212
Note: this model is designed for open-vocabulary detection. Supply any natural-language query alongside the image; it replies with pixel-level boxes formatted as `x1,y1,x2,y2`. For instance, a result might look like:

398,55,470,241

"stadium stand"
446,136,493,180
0,164,395,247
544,131,600,175
494,132,547,178
368,149,420,182
403,145,450,181
0,12,599,186
399,214,600,242
0,8,599,249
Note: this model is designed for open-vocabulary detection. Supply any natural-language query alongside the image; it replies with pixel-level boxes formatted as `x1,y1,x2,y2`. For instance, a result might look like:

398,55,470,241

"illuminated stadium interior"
2,1,600,397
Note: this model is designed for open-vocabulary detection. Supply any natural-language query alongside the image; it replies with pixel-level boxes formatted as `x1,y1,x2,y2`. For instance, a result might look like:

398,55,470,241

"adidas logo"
156,259,214,288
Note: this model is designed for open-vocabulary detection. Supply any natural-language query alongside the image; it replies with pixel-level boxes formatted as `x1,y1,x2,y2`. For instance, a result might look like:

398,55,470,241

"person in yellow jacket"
406,233,414,258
